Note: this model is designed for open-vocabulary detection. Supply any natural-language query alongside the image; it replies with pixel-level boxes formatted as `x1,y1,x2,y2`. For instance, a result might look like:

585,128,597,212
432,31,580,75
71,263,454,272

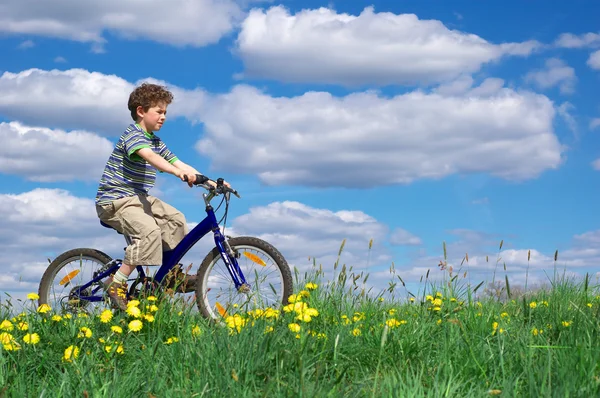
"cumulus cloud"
0,68,206,135
0,122,113,182
0,189,403,299
554,32,600,48
588,50,600,70
0,0,243,49
524,58,577,94
235,6,541,86
196,83,563,187
390,228,422,246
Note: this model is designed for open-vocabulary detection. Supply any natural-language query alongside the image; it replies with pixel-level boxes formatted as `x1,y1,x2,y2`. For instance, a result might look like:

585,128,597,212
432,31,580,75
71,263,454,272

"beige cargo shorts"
96,195,188,266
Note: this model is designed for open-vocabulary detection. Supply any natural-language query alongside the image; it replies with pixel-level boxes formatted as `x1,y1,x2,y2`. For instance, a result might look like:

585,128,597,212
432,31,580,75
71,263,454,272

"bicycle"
37,177,293,320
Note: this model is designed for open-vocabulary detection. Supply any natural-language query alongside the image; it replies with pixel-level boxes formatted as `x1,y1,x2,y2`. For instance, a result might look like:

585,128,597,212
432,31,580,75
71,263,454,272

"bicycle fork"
215,235,249,292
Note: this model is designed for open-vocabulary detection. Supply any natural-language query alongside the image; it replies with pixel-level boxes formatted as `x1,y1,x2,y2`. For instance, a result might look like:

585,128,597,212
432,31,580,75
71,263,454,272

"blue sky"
0,0,599,300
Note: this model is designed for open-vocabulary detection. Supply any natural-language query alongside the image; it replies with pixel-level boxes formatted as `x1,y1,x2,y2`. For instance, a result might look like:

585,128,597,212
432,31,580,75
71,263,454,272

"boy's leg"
96,195,163,308
147,196,196,292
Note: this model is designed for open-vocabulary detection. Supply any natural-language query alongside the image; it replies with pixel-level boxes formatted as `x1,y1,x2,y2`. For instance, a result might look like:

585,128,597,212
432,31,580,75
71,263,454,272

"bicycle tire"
195,236,293,320
38,248,113,310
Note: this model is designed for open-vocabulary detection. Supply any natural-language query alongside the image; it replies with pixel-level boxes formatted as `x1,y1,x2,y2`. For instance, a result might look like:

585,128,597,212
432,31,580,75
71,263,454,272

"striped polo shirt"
95,123,178,204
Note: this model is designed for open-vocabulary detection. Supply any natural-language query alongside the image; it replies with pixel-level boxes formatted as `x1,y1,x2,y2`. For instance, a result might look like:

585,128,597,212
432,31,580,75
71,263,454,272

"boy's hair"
128,83,174,121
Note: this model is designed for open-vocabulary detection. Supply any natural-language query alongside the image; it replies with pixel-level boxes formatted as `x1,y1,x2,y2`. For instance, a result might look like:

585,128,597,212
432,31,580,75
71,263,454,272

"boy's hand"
178,171,196,187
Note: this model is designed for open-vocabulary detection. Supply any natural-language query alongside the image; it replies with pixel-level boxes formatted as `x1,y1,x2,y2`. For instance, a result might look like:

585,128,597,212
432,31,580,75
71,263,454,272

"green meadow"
1,243,600,397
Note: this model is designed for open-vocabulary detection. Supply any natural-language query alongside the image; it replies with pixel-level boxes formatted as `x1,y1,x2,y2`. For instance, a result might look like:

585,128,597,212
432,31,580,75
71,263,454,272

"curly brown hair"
128,83,174,121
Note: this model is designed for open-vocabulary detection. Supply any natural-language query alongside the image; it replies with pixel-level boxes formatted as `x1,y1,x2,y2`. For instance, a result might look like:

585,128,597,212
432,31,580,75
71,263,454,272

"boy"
95,82,217,310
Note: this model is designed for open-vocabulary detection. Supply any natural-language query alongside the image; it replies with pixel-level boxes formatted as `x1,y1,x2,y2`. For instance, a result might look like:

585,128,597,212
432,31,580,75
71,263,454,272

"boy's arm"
172,159,201,175
137,148,185,178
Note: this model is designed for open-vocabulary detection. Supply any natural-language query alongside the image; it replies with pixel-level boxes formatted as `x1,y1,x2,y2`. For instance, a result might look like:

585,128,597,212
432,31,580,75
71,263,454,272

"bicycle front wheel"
196,236,293,320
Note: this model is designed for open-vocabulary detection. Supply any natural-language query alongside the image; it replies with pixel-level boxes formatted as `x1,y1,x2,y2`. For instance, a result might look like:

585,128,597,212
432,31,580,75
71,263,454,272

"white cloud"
524,58,576,94
390,228,422,246
0,189,122,297
0,68,206,135
17,39,34,49
588,50,600,70
0,68,565,188
197,83,563,187
591,118,600,130
554,32,600,48
0,189,398,299
0,122,113,182
235,6,541,86
592,159,600,170
0,0,243,48
556,102,578,137
54,56,67,63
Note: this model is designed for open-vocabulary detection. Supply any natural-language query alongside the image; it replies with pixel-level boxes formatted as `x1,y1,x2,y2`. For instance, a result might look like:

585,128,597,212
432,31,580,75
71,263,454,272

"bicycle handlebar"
183,174,241,198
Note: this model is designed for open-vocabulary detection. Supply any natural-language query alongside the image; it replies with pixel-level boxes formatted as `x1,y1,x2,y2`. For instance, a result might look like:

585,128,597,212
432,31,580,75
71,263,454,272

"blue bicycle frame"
73,189,247,303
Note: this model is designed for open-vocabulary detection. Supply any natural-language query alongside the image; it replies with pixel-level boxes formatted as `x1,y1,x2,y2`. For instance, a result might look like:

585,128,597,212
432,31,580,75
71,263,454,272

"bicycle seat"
100,220,123,235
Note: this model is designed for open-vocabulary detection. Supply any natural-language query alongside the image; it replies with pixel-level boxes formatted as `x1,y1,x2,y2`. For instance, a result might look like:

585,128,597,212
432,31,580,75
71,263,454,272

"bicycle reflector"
243,252,266,266
59,270,80,285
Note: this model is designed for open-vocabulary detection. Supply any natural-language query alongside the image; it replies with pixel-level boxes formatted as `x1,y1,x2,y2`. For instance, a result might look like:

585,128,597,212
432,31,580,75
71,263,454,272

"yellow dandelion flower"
562,321,572,327
51,315,62,322
432,306,441,312
378,297,384,302
3,340,21,351
128,320,143,332
288,323,301,333
105,345,113,353
450,297,457,302
27,293,39,300
144,314,155,323
148,304,159,312
435,292,443,298
192,325,202,337
352,328,361,336
0,332,14,345
99,310,113,323
436,319,442,325
305,282,318,290
64,314,73,319
127,300,140,308
409,297,415,302
529,301,537,309
126,306,141,318
386,319,400,328
37,304,51,314
587,303,592,308
17,322,28,331
78,327,92,338
111,325,123,334
426,295,434,302
99,338,106,343
264,326,274,334
77,313,88,318
298,290,310,298
432,298,443,307
63,345,80,362
164,337,179,345
23,333,40,345
541,301,549,307
147,296,157,302
305,308,319,317
296,313,313,323
500,312,509,318
0,320,13,331
116,345,124,354
287,294,298,304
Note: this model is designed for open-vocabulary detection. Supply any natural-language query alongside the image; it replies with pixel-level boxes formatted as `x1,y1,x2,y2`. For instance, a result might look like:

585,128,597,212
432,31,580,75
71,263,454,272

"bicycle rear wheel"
195,236,293,320
38,248,113,313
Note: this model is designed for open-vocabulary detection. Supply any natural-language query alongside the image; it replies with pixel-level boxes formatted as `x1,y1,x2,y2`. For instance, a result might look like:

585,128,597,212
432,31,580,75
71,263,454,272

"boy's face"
137,101,168,132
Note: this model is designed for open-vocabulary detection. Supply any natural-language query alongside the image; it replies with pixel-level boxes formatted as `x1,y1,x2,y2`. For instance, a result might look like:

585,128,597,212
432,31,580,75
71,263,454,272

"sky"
0,0,599,302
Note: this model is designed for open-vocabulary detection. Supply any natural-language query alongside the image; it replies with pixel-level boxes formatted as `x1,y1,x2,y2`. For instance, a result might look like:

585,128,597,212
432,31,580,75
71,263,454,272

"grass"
2,243,600,397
